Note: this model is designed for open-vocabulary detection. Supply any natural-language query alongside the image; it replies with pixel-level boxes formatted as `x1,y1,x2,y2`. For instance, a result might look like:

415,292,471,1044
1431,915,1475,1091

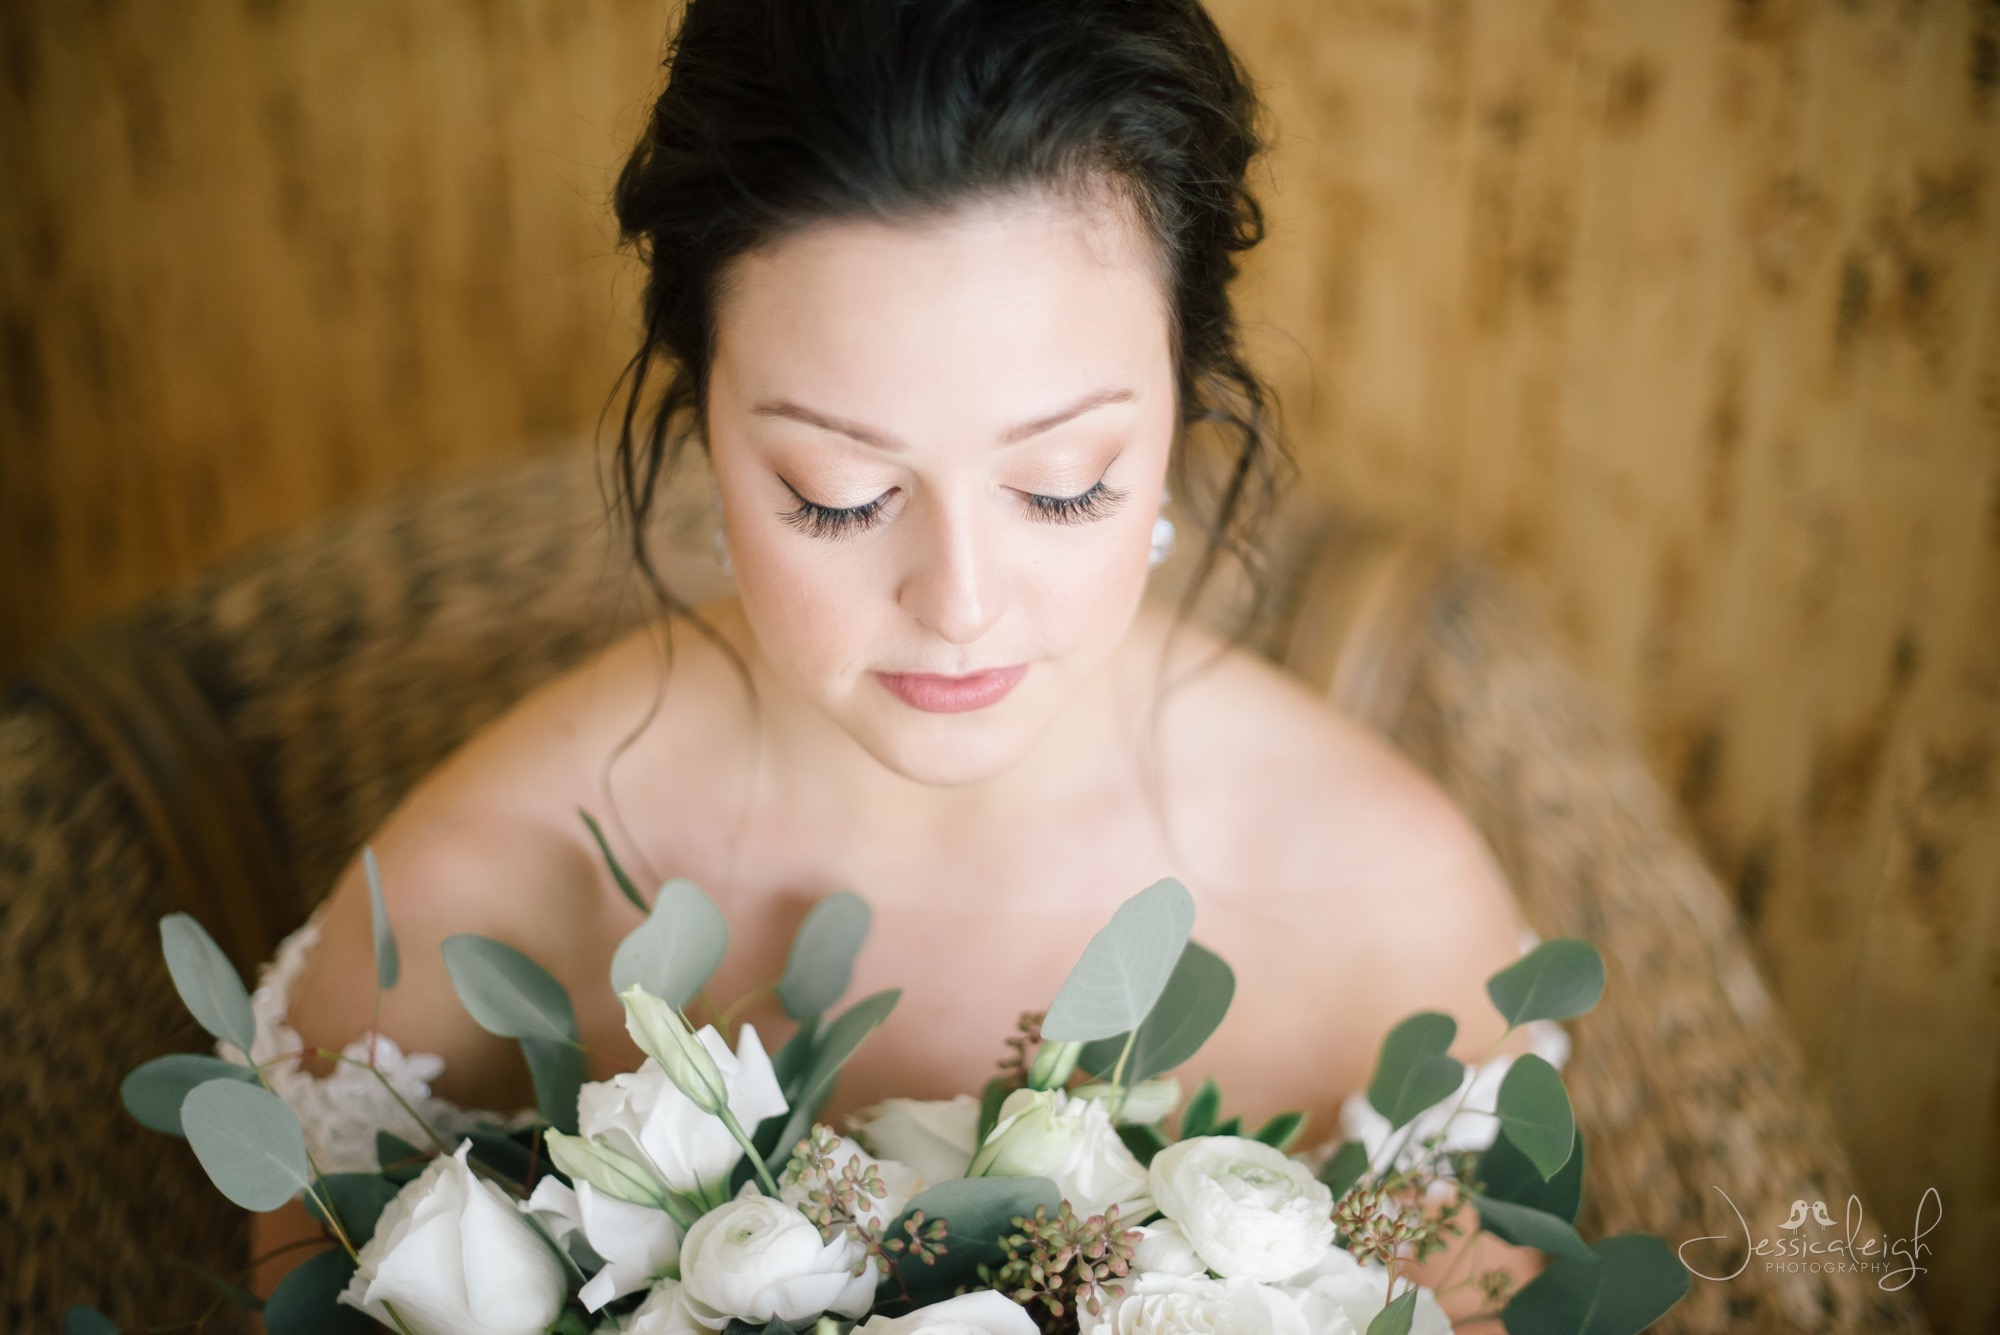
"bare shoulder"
1136,602,1536,1064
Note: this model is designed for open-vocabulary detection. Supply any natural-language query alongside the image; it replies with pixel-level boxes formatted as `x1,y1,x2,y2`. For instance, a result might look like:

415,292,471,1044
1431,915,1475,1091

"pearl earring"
1149,487,1176,568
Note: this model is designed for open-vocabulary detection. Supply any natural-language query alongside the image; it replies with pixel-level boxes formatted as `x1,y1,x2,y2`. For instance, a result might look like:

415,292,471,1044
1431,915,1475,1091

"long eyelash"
1026,479,1129,525
779,490,890,539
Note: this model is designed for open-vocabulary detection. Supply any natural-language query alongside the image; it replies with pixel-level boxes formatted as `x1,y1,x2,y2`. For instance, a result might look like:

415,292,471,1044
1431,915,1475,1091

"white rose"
1129,1218,1207,1278
848,1094,983,1185
854,1290,1041,1335
611,1279,705,1335
579,1022,788,1202
339,1140,567,1335
524,1175,682,1312
780,1133,923,1229
968,1088,1153,1221
1147,1137,1334,1282
1281,1247,1450,1335
676,1187,876,1328
1079,1272,1308,1335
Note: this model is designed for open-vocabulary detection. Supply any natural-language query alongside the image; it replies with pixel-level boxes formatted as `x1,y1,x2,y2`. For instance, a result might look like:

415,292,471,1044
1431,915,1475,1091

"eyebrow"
749,386,1138,452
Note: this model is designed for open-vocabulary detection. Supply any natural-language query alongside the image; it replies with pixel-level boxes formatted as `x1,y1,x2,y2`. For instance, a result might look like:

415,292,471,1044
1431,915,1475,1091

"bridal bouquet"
78,819,1688,1335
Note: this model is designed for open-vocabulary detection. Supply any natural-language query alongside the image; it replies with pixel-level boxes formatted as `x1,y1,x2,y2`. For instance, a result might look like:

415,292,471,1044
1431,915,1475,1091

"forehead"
709,191,1172,434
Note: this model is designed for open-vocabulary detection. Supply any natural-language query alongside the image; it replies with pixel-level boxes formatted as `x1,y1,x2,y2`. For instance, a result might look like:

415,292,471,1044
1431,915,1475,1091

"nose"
896,488,1007,647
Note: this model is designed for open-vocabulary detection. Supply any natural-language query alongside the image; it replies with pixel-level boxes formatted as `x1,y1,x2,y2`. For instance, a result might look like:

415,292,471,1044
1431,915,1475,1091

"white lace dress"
213,900,537,1176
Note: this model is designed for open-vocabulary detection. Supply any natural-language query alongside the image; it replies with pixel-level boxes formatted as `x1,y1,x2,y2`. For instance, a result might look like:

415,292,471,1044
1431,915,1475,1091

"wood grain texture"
1,2,1995,1330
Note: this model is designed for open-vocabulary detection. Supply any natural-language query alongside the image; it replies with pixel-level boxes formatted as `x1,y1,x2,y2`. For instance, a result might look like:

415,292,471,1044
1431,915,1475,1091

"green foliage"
1178,1076,1222,1138
362,846,399,991
579,807,651,914
159,913,256,1053
874,1176,1063,1307
1076,940,1234,1083
975,1075,1013,1145
263,1248,372,1334
121,1054,257,1136
1367,1288,1418,1335
1316,1140,1370,1198
523,1035,588,1136
1495,1054,1575,1179
181,1078,315,1212
777,891,872,1019
1470,1193,1594,1262
1117,1121,1171,1166
1366,1012,1465,1130
303,1173,402,1243
1477,1126,1586,1224
611,879,730,1007
1486,940,1605,1027
442,934,578,1043
1041,878,1196,1043
63,1307,119,1335
374,1132,428,1184
1501,1234,1690,1335
1251,1110,1307,1152
761,990,901,1171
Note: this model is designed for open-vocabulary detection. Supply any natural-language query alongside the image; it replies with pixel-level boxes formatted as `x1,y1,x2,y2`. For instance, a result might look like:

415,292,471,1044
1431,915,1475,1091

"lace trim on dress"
213,899,538,1177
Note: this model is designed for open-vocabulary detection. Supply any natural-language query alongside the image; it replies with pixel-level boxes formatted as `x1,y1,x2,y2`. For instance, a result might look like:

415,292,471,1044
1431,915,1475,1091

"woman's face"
705,189,1178,787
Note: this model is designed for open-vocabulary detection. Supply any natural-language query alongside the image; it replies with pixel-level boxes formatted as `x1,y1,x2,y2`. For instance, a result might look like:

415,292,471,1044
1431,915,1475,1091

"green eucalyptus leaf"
1317,1140,1370,1198
1117,1121,1171,1166
465,1122,536,1185
121,1054,258,1135
181,1078,315,1212
263,1248,371,1334
1210,1115,1243,1137
1471,1193,1594,1262
1041,878,1196,1042
1501,1233,1690,1335
1367,1012,1463,1129
160,914,256,1053
580,807,651,915
523,1035,587,1136
1366,1288,1417,1335
1496,1054,1575,1179
976,1075,1013,1146
303,1173,402,1245
610,878,730,1007
763,989,900,1170
442,934,578,1043
1251,1110,1307,1152
1077,941,1235,1083
1179,1077,1221,1139
1486,940,1605,1026
771,1015,821,1101
1477,1126,1586,1223
63,1307,120,1335
375,1131,428,1183
876,1176,1062,1306
362,846,399,991
777,891,872,1019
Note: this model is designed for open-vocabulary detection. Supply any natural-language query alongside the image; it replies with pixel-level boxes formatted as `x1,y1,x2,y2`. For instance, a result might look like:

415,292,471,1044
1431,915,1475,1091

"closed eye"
775,476,1131,539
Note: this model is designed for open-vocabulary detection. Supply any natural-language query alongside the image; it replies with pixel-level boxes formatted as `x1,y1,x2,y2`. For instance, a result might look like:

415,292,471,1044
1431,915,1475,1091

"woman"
246,0,1553,1323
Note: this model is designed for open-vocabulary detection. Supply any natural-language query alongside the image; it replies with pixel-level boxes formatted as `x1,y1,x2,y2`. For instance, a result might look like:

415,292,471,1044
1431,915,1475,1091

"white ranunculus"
1280,1246,1451,1335
339,1140,567,1335
613,1279,705,1335
853,1290,1041,1335
1129,1218,1207,1278
847,1094,983,1185
780,1132,923,1229
676,1187,876,1328
579,1022,788,1202
968,1088,1153,1221
1146,1137,1335,1282
523,1175,682,1312
1337,1017,1572,1174
1079,1271,1309,1335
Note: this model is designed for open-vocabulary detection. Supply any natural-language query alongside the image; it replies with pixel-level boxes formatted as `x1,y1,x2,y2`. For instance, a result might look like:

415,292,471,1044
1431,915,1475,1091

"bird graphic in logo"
1777,1199,1838,1229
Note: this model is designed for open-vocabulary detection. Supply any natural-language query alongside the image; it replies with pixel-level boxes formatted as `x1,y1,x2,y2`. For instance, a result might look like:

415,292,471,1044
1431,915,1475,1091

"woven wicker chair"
0,450,1931,1335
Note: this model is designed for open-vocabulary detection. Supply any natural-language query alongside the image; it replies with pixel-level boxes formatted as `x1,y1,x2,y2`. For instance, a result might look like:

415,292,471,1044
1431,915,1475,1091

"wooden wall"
3,2,1995,1331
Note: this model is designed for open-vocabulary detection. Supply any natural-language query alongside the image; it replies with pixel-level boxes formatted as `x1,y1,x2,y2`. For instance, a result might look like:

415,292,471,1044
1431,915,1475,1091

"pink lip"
874,664,1028,713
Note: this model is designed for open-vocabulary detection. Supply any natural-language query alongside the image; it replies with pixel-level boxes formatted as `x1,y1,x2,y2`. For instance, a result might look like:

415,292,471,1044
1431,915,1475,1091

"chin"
839,695,1052,788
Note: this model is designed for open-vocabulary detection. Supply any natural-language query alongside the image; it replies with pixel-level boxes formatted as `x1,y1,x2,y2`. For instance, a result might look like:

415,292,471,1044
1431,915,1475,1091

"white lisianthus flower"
1336,1017,1571,1174
523,1175,682,1312
578,1022,788,1203
853,1290,1041,1335
848,1094,983,1185
1146,1137,1335,1282
968,1088,1152,1221
676,1186,876,1328
603,1279,704,1335
780,1132,923,1229
338,1140,567,1335
1078,1271,1309,1335
1074,1079,1182,1127
1129,1218,1207,1278
1281,1247,1451,1335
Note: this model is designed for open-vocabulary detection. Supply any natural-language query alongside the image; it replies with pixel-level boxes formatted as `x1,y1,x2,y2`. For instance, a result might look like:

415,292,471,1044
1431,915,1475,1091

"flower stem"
719,1105,782,1196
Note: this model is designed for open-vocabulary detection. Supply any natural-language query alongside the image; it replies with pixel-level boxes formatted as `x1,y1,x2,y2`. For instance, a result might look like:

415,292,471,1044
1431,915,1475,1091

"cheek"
729,524,888,673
